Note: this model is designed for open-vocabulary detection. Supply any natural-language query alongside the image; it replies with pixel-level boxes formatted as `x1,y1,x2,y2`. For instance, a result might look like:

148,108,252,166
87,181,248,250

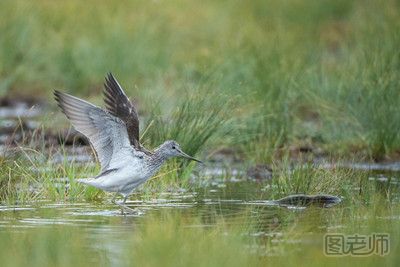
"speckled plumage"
54,73,201,212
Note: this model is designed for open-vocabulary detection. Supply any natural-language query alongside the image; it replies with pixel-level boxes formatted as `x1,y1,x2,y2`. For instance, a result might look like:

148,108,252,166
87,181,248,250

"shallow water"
0,183,282,228
1,166,399,227
0,184,284,263
0,167,399,265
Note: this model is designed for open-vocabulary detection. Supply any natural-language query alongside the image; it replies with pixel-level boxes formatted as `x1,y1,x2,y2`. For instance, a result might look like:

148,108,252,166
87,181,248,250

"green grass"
1,0,399,160
2,137,399,208
142,85,229,165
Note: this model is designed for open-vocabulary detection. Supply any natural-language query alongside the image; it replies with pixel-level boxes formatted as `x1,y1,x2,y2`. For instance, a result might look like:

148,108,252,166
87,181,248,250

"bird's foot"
114,201,138,215
121,206,137,215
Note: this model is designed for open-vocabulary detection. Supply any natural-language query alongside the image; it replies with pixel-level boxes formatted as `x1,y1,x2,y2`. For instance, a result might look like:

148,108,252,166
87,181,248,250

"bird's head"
157,140,202,163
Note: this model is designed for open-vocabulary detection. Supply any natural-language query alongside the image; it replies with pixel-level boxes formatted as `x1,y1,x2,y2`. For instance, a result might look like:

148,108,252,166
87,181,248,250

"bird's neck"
148,149,169,172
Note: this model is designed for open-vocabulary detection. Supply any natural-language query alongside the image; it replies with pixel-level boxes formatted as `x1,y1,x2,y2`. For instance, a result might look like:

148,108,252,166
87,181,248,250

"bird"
54,73,202,214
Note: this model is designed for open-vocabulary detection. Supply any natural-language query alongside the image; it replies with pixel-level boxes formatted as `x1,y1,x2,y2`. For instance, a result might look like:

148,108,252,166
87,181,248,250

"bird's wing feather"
103,73,141,148
54,90,131,171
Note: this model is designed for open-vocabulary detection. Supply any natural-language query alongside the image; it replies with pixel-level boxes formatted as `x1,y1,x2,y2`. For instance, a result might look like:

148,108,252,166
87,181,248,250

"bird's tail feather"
76,178,95,185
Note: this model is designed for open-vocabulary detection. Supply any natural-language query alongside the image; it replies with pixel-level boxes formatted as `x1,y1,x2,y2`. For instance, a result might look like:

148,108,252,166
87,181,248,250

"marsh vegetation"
0,0,400,266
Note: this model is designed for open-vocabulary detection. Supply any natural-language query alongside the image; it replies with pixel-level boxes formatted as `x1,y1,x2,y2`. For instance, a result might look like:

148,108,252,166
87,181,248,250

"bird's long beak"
178,149,203,164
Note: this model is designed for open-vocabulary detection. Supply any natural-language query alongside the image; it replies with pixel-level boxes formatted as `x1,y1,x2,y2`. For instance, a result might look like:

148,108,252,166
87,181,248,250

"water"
0,164,399,266
0,182,285,264
0,178,330,232
1,164,399,227
0,181,284,227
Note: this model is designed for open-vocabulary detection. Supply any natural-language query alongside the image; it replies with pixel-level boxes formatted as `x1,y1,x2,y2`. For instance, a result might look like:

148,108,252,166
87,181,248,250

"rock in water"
274,194,341,208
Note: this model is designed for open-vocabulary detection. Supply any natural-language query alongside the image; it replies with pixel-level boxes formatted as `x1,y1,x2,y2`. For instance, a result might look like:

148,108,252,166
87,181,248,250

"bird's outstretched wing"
103,73,140,149
54,90,131,171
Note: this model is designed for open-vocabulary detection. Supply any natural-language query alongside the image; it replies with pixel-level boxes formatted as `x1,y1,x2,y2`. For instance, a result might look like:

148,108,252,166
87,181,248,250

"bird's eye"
172,146,176,149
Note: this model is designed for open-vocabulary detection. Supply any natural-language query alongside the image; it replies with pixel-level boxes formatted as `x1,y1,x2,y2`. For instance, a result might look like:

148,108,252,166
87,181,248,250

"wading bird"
54,73,202,214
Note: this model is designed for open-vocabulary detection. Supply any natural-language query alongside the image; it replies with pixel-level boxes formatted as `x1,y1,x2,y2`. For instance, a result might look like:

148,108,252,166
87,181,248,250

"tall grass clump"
268,163,395,206
0,129,103,204
0,153,97,204
136,86,229,190
221,0,354,162
309,0,400,159
143,86,229,161
0,157,19,201
343,6,400,159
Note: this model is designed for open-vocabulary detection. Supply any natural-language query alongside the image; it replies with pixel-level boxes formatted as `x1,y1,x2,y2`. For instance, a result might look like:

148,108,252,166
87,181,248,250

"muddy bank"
0,97,89,155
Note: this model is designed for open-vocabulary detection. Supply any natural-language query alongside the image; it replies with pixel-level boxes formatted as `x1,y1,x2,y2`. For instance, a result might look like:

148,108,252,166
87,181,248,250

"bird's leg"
120,196,128,215
113,195,136,214
111,192,119,204
122,196,137,214
109,193,125,215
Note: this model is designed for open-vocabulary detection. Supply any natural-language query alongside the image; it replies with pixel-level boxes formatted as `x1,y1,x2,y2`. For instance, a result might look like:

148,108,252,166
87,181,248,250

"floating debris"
273,194,342,208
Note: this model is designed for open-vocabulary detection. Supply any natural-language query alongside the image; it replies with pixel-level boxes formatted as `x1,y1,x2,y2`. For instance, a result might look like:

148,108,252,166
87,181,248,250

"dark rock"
274,194,342,208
